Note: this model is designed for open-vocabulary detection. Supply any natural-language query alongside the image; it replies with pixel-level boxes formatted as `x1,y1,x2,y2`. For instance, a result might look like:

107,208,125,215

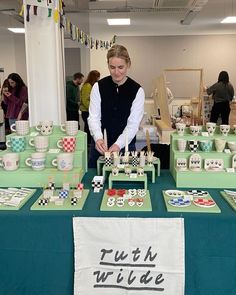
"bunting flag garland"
20,0,116,50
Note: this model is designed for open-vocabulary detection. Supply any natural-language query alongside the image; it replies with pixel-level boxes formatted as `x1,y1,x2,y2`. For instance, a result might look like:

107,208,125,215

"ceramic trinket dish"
189,153,202,171
176,158,187,171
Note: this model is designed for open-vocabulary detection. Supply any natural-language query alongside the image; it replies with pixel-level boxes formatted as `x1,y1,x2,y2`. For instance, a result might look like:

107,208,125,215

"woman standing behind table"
80,70,100,144
206,71,234,124
88,44,145,168
2,73,28,127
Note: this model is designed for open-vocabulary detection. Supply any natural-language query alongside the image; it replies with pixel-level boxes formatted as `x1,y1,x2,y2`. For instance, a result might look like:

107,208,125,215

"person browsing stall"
206,71,234,124
66,72,84,125
2,73,28,127
88,44,145,167
80,70,100,144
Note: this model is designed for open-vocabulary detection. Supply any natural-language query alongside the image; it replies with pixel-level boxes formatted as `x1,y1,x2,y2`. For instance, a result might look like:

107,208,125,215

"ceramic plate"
165,190,185,197
193,198,216,208
168,198,191,207
186,190,208,197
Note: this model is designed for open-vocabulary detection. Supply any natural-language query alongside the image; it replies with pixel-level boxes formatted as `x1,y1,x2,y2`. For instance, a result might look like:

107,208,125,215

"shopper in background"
66,72,84,127
206,71,234,124
2,73,28,128
0,79,11,133
88,44,145,167
80,70,100,144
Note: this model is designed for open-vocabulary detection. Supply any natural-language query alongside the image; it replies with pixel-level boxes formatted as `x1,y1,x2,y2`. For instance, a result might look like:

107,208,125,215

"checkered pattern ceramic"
188,140,199,152
105,158,112,166
63,137,76,152
168,197,191,207
193,198,216,207
59,190,69,198
7,137,26,152
38,199,49,206
132,157,139,167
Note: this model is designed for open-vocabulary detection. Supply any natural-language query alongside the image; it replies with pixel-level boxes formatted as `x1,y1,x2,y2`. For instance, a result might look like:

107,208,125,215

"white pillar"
24,0,65,126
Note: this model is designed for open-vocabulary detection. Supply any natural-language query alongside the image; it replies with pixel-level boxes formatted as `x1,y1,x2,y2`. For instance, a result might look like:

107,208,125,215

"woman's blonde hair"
107,44,131,66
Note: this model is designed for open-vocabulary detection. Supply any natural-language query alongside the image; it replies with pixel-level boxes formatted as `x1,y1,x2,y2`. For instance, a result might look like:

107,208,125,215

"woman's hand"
108,144,120,153
95,139,108,155
3,91,11,97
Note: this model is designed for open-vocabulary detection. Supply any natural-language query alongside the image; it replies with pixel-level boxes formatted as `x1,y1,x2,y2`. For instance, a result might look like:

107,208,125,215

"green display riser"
0,150,86,169
0,168,84,187
6,128,87,151
172,169,236,188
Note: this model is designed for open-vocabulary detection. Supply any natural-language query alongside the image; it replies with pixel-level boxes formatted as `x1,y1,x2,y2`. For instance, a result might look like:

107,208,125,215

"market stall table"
0,169,235,295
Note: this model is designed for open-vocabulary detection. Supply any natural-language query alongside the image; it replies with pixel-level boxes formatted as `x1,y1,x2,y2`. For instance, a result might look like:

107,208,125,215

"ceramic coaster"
193,198,216,208
168,197,191,207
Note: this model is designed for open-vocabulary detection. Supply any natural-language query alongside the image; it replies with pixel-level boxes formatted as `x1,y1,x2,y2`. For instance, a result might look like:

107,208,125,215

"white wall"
2,29,236,103
0,32,26,83
90,34,236,98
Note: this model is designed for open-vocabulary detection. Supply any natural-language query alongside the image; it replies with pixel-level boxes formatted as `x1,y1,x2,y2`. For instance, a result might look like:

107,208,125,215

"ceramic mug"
214,138,226,152
139,155,146,167
206,122,216,136
220,124,230,136
29,136,49,152
190,125,202,136
6,136,26,152
175,123,186,136
177,139,187,152
0,153,20,171
57,136,76,153
188,140,199,152
36,120,53,135
10,120,30,136
51,153,73,171
25,152,46,171
199,140,213,152
60,121,78,136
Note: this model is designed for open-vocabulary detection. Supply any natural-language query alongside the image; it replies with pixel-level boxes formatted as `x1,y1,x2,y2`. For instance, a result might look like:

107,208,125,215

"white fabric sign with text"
73,217,185,295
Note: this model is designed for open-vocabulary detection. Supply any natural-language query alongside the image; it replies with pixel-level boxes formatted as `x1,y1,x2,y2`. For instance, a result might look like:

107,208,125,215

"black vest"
98,76,141,147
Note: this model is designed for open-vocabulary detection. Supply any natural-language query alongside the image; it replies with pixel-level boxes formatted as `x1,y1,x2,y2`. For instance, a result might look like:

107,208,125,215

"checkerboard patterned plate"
165,190,185,197
168,198,191,207
193,198,216,208
186,190,208,197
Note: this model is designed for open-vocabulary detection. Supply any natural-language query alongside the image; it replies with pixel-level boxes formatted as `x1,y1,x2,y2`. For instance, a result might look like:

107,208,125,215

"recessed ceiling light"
8,28,25,33
221,16,236,23
107,18,130,26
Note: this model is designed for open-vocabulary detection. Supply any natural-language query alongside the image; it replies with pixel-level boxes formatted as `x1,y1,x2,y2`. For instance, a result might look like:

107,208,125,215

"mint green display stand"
97,156,160,179
100,189,152,211
163,190,221,213
0,126,87,187
31,189,89,211
108,173,147,189
170,127,236,188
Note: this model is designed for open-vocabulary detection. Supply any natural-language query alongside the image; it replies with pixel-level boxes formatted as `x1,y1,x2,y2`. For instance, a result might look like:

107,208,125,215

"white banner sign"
73,217,185,295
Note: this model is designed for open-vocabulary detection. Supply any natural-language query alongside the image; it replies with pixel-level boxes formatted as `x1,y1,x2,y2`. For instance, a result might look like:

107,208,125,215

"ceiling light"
8,28,25,33
221,16,236,23
107,18,130,25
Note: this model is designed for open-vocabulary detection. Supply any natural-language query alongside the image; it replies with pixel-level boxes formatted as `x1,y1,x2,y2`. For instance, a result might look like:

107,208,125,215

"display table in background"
0,169,236,295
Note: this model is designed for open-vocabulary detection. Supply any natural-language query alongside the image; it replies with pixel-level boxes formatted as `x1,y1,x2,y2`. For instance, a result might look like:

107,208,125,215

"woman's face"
8,79,16,88
108,57,129,85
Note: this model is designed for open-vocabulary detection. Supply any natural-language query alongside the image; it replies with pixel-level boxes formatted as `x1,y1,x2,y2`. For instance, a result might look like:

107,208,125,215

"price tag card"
201,132,209,137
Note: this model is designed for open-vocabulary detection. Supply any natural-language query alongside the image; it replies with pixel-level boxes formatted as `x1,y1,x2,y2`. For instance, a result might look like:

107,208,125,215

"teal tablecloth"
0,169,236,295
